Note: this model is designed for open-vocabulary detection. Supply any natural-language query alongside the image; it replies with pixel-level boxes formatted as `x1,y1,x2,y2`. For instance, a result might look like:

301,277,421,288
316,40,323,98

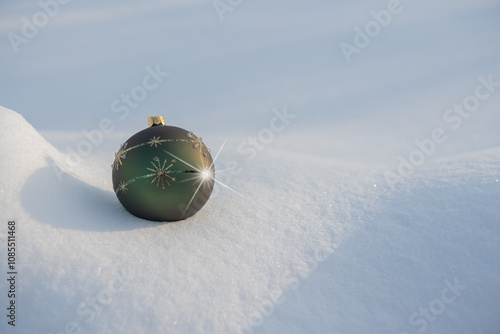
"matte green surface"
112,125,214,221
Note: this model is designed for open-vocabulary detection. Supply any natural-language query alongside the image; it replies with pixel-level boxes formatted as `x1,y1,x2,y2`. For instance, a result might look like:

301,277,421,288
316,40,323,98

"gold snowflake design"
113,142,128,170
148,136,162,148
112,132,210,171
147,157,176,188
117,180,128,194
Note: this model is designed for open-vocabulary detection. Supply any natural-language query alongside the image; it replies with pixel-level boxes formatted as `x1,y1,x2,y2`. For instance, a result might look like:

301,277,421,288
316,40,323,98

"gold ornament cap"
148,116,166,127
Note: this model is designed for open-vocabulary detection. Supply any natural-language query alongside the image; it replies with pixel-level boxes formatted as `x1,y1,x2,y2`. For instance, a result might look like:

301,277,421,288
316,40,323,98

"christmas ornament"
112,116,215,221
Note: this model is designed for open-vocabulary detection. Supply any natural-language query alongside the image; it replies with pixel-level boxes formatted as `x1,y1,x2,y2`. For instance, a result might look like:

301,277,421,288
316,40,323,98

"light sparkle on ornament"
148,136,162,148
163,138,247,217
147,158,175,187
201,169,212,180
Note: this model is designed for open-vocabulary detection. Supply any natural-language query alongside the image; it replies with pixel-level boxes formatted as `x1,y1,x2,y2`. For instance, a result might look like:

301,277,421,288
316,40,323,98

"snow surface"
1,104,499,334
1,0,500,333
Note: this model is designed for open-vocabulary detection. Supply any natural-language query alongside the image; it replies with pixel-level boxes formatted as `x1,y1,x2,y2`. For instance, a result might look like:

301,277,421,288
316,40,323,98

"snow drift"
0,105,499,333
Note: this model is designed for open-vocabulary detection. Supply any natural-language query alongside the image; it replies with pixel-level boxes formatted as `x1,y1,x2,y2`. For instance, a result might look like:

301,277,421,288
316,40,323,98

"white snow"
1,0,500,333
0,104,499,333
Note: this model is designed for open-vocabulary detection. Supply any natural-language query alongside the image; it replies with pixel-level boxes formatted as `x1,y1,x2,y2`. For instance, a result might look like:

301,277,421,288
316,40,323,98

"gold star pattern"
147,157,176,188
113,142,128,170
117,180,128,194
111,133,209,172
148,136,162,148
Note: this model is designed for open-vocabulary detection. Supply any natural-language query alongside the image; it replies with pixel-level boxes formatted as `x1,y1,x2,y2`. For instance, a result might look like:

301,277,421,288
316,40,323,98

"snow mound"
257,149,500,334
1,105,499,333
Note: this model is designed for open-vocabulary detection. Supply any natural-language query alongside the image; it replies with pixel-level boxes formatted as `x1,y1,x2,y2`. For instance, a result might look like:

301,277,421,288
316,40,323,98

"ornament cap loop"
148,116,166,127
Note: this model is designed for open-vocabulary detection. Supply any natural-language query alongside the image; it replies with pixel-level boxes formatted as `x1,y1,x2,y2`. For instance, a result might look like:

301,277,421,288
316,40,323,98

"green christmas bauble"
112,116,215,222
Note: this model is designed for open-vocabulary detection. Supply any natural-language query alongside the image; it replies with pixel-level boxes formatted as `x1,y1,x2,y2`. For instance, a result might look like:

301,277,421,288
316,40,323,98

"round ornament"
112,116,215,221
